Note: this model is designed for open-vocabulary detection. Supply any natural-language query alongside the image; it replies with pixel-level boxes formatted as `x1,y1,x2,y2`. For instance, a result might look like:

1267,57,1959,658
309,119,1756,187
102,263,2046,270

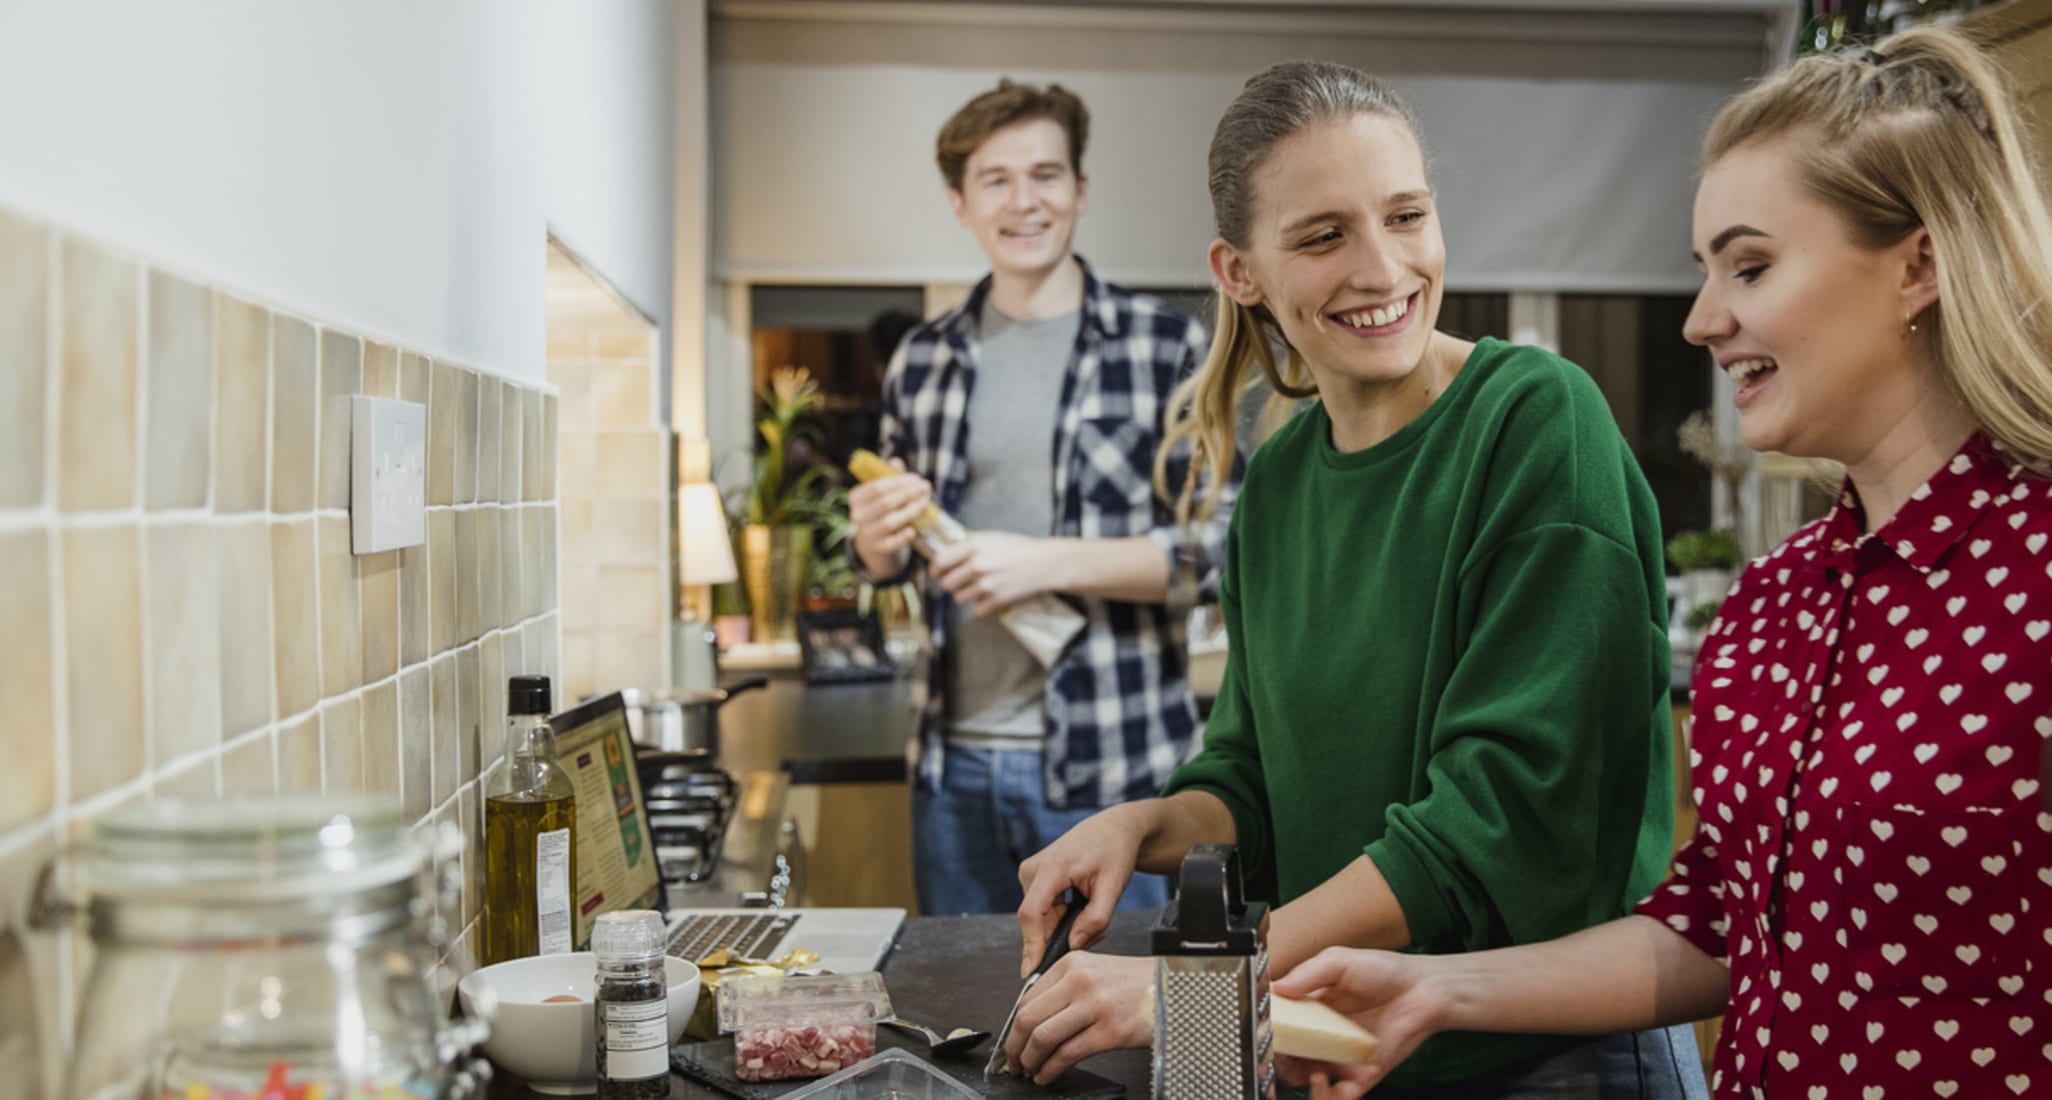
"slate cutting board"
670,1027,1126,1099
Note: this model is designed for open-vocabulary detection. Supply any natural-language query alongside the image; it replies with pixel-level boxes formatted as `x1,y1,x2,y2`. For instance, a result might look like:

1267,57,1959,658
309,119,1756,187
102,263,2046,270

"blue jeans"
912,744,1173,916
1280,1025,1709,1100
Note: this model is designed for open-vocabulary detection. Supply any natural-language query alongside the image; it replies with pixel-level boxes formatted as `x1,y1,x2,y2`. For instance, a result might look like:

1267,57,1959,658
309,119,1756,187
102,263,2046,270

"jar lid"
83,794,423,903
592,909,667,964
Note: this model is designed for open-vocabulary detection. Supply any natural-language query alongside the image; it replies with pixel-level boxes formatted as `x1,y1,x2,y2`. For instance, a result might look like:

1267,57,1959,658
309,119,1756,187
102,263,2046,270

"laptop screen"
549,692,663,947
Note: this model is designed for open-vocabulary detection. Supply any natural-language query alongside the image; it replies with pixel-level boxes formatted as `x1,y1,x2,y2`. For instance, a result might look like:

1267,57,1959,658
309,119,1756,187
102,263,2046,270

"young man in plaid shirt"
849,80,1232,916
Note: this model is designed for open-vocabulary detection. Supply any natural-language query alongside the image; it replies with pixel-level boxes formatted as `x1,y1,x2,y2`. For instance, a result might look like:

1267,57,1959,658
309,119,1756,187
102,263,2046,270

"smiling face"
1210,113,1447,408
947,117,1086,282
1684,136,1939,463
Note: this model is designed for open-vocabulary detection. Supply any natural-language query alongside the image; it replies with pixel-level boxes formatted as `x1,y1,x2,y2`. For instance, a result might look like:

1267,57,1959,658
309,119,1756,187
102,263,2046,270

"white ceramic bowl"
457,952,699,1095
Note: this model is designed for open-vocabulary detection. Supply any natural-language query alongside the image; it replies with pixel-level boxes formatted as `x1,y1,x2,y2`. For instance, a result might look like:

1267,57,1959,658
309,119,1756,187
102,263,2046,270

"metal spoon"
883,1015,991,1058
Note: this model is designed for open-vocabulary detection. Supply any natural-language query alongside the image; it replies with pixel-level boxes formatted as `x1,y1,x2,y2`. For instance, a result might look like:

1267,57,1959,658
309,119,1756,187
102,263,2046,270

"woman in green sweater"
1000,61,1703,1095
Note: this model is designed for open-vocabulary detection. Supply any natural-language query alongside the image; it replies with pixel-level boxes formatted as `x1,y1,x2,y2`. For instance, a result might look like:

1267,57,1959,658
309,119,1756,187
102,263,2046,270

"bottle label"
536,827,571,955
602,998,670,1079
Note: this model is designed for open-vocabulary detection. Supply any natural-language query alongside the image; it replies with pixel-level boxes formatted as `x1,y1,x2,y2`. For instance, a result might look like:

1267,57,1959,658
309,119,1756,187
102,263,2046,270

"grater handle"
1178,844,1243,943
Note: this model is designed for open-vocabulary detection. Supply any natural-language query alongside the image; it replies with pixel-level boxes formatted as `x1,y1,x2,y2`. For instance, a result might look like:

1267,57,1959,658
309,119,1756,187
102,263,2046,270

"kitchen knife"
986,888,1088,1079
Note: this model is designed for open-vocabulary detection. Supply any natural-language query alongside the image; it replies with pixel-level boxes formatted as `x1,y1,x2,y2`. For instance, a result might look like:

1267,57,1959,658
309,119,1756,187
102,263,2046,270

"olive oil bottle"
483,675,578,965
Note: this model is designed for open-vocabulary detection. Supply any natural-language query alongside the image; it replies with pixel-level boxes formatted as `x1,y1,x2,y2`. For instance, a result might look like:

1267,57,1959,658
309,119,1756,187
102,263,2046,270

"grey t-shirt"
945,299,1079,746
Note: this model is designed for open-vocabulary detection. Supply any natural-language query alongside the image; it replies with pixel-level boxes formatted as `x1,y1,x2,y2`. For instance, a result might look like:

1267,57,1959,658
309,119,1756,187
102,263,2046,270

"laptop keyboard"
668,911,799,961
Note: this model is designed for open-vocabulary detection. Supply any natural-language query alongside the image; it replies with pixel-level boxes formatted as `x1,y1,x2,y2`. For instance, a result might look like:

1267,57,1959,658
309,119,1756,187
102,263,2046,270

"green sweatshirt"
1162,338,1675,1086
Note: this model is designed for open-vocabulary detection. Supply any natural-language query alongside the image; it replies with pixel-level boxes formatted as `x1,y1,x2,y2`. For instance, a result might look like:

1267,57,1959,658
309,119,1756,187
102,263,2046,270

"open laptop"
550,692,904,973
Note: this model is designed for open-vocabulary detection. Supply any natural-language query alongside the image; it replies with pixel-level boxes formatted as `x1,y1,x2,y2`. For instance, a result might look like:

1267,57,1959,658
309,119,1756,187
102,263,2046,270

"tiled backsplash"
0,202,561,1096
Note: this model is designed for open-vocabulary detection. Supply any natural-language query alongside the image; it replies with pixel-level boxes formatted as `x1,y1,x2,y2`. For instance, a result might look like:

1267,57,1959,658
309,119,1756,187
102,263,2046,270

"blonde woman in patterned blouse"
1267,25,2052,1100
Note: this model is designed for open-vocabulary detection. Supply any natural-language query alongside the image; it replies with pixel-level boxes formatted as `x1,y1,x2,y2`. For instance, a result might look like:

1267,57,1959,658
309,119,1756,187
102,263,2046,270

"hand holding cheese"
1271,995,1378,1066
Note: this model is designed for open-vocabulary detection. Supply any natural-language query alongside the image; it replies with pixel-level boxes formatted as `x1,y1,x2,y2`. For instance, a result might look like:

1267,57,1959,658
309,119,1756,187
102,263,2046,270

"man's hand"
1002,954,1153,1084
847,457,932,579
931,531,1058,616
1016,806,1150,976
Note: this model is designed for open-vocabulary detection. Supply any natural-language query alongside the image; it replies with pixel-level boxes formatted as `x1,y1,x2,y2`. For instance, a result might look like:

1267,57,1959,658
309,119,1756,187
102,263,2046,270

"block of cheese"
1270,995,1378,1066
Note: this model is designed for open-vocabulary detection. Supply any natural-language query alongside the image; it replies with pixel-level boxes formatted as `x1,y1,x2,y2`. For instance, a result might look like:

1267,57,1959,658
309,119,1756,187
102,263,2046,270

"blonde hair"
1703,25,2052,472
1154,61,1424,522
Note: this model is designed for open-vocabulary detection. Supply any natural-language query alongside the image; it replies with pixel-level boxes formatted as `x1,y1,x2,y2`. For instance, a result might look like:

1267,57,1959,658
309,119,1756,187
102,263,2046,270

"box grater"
1150,844,1274,1100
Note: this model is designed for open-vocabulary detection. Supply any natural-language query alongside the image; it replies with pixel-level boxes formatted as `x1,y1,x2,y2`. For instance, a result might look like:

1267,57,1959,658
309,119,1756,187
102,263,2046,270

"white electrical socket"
351,395,427,555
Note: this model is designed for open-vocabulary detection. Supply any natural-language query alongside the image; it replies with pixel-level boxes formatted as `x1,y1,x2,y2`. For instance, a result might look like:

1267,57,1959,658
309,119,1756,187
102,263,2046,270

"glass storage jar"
37,795,488,1100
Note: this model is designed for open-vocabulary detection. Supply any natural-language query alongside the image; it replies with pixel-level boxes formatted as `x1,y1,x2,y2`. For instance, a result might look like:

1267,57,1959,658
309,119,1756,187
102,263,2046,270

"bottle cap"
592,909,668,965
509,675,552,716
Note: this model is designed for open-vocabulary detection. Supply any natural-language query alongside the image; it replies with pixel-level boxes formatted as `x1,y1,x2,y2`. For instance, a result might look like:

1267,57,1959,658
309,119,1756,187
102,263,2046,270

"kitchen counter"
716,674,914,786
499,909,1158,1098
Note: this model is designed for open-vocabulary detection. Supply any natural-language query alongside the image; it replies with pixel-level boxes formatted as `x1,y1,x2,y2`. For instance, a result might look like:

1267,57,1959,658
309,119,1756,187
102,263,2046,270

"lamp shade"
677,482,738,587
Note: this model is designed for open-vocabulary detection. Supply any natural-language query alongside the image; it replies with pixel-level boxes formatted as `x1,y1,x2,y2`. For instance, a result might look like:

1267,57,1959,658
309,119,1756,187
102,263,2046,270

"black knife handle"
1033,888,1089,978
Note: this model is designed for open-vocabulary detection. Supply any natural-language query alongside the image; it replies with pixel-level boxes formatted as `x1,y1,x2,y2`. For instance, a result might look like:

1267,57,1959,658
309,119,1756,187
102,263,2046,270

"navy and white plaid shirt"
876,258,1234,810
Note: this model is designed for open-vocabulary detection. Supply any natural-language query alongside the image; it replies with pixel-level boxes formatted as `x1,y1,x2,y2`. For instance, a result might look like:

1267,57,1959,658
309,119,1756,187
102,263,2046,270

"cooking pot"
610,676,767,757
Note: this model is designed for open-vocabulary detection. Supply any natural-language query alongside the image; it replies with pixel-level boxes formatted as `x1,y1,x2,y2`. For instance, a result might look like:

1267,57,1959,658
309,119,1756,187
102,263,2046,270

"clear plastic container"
782,1049,980,1099
716,972,893,1082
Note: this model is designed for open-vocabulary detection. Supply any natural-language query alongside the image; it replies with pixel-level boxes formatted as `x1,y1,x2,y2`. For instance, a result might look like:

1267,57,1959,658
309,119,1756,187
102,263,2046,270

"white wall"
0,1,551,382
710,10,1772,293
543,0,679,332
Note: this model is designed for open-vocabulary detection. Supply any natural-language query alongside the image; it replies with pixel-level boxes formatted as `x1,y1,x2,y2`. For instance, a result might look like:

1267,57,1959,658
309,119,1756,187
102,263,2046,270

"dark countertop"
500,910,1157,1098
716,674,915,786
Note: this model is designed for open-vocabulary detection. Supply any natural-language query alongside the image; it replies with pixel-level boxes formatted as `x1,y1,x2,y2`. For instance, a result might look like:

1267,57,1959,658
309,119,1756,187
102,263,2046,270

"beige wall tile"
498,381,522,502
363,340,398,399
595,430,666,499
459,785,481,927
541,395,559,501
592,499,663,566
428,509,456,655
561,499,593,565
594,362,653,429
63,526,143,801
399,540,429,667
522,507,547,621
318,516,362,696
145,523,222,767
545,318,588,361
524,615,559,686
220,731,276,795
400,666,431,821
499,634,524,713
428,361,459,507
455,368,479,504
215,521,273,736
269,315,317,514
361,679,399,798
561,562,595,632
499,509,523,627
212,294,269,514
143,270,213,511
477,377,502,503
552,362,592,432
318,330,362,512
597,565,665,630
593,630,663,696
592,327,654,360
480,633,505,770
478,507,502,632
0,533,53,834
400,350,429,405
431,655,458,807
454,509,480,645
270,520,319,719
152,753,218,799
0,209,47,509
321,694,364,794
457,645,480,786
276,712,321,792
563,630,595,701
361,550,400,684
522,389,544,502
560,431,595,502
58,237,138,512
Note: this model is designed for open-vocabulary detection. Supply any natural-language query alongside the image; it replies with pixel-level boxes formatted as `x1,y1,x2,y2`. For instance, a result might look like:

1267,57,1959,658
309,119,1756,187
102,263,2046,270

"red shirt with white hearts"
1637,435,2052,1100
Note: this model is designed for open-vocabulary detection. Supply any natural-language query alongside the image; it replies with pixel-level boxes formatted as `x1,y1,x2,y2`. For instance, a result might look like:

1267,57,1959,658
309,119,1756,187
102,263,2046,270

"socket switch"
350,395,427,554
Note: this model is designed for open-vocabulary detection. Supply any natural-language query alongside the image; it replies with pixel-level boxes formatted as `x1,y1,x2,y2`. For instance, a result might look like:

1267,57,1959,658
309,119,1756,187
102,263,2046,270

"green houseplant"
1664,528,1742,573
737,367,842,643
